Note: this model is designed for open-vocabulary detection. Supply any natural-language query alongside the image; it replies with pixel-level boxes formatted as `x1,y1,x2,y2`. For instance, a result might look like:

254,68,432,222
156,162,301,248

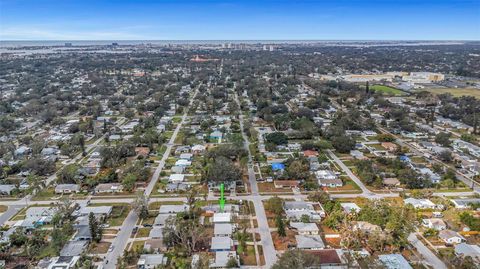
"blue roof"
399,155,410,162
271,163,285,170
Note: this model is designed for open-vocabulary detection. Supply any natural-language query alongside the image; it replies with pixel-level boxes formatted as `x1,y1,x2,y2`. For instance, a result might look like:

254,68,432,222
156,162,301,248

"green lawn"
370,85,406,95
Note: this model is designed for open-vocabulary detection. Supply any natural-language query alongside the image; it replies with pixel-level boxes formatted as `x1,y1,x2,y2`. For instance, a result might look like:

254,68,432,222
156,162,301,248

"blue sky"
0,0,479,40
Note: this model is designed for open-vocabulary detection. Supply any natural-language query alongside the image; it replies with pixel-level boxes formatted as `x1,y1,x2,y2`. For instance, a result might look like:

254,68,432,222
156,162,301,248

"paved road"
377,126,480,193
102,86,199,269
327,150,373,195
408,233,447,269
235,92,277,268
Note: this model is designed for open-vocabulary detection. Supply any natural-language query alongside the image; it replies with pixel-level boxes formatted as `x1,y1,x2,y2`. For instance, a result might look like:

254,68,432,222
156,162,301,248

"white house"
438,230,466,245
168,174,185,183
404,198,436,209
290,222,319,235
422,218,447,230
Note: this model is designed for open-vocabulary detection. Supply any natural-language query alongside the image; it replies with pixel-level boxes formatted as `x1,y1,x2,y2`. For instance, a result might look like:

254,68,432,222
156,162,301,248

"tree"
439,150,453,162
207,156,241,183
276,215,286,237
265,132,288,145
163,213,207,256
88,212,102,242
308,190,330,204
286,160,309,180
133,191,149,219
435,132,452,147
226,257,239,268
377,134,395,142
121,173,137,192
331,135,355,153
271,249,321,269
58,164,79,184
265,196,284,215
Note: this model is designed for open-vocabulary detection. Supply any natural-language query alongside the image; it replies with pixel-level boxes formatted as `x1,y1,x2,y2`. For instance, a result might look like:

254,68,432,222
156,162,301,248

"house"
438,230,466,245
47,256,80,269
404,198,436,209
341,203,361,214
203,204,239,214
169,174,185,183
284,201,314,212
77,206,112,217
418,168,441,183
137,254,168,269
210,251,239,268
175,159,191,167
14,146,31,157
303,150,319,158
159,204,189,214
290,222,319,235
318,177,343,188
295,235,325,250
41,147,58,156
135,147,150,157
165,183,189,192
211,236,234,252
305,249,344,268
213,212,232,223
378,254,412,269
73,225,92,241
273,180,299,189
422,218,447,230
210,130,223,142
453,139,480,158
95,183,123,193
154,214,174,227
382,178,400,188
214,223,233,237
450,198,480,209
284,201,322,221
191,144,206,154
149,227,163,239
60,241,88,256
455,243,480,261
381,142,398,152
353,221,381,233
170,165,185,174
0,184,16,195
350,150,364,159
179,153,193,160
55,184,80,194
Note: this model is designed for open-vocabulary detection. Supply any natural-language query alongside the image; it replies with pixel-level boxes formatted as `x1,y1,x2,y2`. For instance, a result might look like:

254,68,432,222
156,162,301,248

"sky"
0,0,479,41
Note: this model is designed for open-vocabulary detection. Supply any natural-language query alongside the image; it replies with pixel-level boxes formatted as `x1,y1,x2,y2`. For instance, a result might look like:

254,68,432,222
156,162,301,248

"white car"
108,245,114,252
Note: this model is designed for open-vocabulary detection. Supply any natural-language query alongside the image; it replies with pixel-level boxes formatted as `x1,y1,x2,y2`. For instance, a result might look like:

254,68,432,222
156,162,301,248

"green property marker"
219,183,225,212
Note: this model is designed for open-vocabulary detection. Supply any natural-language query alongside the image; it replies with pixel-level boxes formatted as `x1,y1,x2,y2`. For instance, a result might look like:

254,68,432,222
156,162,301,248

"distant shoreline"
0,40,474,48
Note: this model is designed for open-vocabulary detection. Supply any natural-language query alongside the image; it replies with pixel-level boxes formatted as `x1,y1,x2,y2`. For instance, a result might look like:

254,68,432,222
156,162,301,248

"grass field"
370,85,406,95
421,88,480,99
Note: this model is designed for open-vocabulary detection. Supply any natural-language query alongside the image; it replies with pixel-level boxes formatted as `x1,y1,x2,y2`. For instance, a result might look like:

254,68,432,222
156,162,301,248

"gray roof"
60,240,88,256
214,223,233,236
159,204,189,214
154,214,174,226
455,243,480,259
55,184,80,192
284,201,314,211
138,254,167,266
379,254,412,269
211,236,233,250
295,235,325,249
0,184,16,194
74,225,91,240
77,206,112,216
149,227,163,239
